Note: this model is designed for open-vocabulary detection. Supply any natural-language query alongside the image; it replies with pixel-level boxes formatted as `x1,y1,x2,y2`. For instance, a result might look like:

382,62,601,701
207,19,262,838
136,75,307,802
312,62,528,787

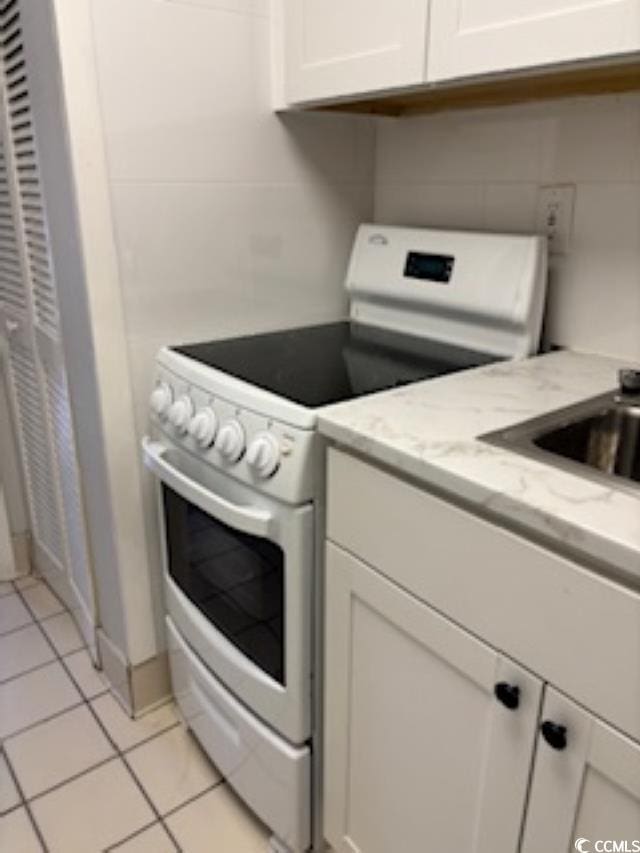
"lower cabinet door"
521,687,640,852
323,542,543,853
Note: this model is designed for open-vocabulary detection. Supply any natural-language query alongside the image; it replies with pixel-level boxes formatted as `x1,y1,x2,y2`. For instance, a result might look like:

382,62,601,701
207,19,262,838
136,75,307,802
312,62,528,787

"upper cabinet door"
324,541,543,853
283,0,430,105
428,0,640,82
521,687,640,852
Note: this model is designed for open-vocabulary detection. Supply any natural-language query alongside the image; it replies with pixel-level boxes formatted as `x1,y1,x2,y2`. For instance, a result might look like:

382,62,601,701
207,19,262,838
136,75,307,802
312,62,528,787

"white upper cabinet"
280,0,640,106
283,0,430,104
428,0,640,82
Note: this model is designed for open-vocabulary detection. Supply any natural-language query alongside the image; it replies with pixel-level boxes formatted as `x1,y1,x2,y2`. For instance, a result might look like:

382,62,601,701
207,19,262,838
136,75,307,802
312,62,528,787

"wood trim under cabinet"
311,57,640,117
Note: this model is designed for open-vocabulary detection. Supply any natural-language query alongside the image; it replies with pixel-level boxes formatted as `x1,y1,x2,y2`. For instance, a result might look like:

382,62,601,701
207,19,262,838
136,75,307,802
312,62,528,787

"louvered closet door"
0,0,97,652
5,328,65,569
0,100,67,575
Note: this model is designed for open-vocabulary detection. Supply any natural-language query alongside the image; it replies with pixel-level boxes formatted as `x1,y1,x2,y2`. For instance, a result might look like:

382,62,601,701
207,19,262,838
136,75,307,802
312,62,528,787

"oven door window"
162,486,285,685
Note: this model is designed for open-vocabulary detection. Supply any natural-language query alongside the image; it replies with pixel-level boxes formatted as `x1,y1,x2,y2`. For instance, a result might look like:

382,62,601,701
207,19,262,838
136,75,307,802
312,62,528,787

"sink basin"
482,393,640,494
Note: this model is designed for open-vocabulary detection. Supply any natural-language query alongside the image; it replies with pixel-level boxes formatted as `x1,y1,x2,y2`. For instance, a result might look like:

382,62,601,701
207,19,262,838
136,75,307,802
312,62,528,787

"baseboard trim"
130,652,171,716
96,630,171,718
12,531,31,576
97,628,132,713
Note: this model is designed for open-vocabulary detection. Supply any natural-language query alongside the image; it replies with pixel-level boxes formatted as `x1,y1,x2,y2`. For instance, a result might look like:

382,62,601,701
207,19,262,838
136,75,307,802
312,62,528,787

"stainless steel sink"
482,390,640,494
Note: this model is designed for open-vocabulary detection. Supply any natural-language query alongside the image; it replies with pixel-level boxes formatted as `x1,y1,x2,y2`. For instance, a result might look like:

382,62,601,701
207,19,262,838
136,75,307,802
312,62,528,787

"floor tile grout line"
0,617,58,642
13,603,176,849
161,776,226,820
60,644,93,660
23,801,50,853
7,575,223,852
17,577,112,685
2,594,108,760
82,686,214,852
0,801,25,819
155,777,228,853
17,575,69,612
22,606,67,625
81,677,187,851
37,609,79,627
28,595,93,685
2,643,177,767
11,576,41,588
11,582,99,850
1,698,87,743
2,632,158,747
6,579,159,850
0,744,25,813
16,586,69,643
102,818,172,853
2,742,51,853
0,591,91,744
15,579,72,633
19,578,107,688
11,698,181,811
55,639,111,698
31,596,109,698
39,630,86,657
24,754,119,807
118,745,184,851
120,720,183,756
0,656,58,688
0,617,36,639
60,643,93,658
82,686,111,701
55,632,181,754
28,608,67,624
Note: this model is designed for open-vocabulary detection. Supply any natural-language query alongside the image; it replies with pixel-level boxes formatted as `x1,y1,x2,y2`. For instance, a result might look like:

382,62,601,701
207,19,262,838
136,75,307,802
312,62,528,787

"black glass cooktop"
173,321,499,408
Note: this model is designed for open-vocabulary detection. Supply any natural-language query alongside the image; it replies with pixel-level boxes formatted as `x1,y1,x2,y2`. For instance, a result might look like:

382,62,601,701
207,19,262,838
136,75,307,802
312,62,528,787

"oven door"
143,437,313,744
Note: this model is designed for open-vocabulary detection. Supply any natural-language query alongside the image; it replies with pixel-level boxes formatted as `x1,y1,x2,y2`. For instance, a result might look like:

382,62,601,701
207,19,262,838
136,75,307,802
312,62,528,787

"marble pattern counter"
318,350,640,582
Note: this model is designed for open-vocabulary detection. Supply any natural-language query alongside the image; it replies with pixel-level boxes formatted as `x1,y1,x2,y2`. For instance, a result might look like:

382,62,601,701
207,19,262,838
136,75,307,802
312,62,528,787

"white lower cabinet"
323,542,543,853
324,450,640,853
522,687,640,851
324,542,640,853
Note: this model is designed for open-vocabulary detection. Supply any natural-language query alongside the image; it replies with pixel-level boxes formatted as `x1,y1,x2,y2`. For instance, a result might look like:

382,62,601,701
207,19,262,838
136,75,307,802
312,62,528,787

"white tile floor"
0,577,272,852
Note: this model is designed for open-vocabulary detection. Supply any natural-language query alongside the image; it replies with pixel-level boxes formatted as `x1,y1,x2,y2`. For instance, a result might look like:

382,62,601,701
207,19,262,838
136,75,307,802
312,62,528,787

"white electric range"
143,224,547,853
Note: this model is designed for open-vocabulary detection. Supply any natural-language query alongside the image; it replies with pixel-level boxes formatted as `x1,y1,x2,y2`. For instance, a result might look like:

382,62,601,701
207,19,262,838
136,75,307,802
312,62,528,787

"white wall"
375,93,640,361
32,0,153,666
85,0,374,653
90,0,374,437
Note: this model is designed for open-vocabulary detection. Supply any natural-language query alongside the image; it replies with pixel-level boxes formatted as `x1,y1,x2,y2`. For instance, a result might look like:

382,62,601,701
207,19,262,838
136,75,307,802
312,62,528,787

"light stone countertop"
318,349,640,583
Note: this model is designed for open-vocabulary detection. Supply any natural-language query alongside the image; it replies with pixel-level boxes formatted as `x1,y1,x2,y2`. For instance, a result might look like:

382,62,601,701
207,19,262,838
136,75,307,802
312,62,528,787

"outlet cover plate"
536,184,575,256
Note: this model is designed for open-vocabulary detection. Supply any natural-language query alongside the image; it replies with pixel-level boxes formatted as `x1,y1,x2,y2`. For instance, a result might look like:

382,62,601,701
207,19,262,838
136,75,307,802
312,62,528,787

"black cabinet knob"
494,682,520,710
541,720,568,750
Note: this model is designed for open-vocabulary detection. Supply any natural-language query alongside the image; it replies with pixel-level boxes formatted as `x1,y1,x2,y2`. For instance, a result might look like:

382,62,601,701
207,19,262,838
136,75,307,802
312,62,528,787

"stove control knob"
188,407,218,448
167,395,194,434
246,432,281,479
150,382,173,418
215,419,245,462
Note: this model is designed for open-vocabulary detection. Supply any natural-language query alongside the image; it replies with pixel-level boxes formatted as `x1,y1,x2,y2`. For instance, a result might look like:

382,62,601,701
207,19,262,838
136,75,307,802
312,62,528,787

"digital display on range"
404,252,455,284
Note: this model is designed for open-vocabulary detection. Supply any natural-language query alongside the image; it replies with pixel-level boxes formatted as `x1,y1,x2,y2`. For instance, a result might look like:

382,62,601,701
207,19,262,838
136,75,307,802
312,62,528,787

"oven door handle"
142,437,273,538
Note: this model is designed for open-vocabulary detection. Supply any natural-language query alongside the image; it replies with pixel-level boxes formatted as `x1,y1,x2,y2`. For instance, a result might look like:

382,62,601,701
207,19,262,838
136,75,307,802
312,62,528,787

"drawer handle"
494,682,520,710
541,720,567,751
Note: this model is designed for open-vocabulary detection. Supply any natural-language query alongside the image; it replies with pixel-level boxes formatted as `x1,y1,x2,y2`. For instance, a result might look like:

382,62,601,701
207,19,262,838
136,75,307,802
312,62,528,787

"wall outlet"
536,184,575,256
